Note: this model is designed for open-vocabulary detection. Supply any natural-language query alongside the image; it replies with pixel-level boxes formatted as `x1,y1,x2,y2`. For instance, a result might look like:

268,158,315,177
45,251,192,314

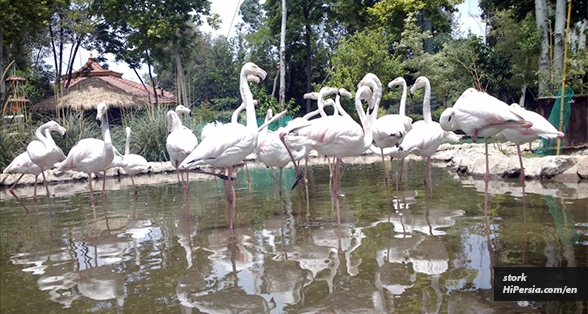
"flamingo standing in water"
3,152,43,212
498,103,564,186
166,107,198,192
26,121,67,205
56,103,117,215
281,77,376,223
370,77,413,185
256,95,340,195
439,88,532,209
398,76,460,194
122,127,152,197
179,62,267,228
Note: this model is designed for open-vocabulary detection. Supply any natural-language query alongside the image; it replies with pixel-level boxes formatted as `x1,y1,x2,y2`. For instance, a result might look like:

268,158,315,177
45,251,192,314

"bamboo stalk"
556,0,573,155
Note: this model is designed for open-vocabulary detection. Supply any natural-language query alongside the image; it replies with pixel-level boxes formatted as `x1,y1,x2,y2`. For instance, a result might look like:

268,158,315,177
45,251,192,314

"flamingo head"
387,77,406,89
439,108,459,131
96,103,108,126
242,62,267,82
47,120,67,139
356,85,375,115
175,105,192,117
410,76,429,94
338,88,353,99
303,92,320,100
357,73,381,91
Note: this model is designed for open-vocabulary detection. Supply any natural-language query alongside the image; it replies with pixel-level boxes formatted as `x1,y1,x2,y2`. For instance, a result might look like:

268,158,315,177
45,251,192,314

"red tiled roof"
61,57,176,105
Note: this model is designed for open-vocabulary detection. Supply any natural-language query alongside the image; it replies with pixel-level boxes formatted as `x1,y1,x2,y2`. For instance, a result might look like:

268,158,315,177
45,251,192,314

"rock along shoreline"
1,141,587,189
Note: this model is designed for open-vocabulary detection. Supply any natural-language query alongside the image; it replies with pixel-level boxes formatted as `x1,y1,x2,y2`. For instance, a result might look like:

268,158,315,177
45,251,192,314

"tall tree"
91,0,211,106
265,0,334,113
0,0,56,94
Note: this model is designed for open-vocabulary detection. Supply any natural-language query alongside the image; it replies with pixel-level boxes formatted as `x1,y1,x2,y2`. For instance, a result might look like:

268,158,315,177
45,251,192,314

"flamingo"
25,121,67,204
257,104,325,195
398,76,460,194
56,103,116,213
3,152,42,212
439,88,533,210
179,62,267,228
282,77,376,221
166,108,199,191
122,127,152,197
370,77,413,185
498,103,564,186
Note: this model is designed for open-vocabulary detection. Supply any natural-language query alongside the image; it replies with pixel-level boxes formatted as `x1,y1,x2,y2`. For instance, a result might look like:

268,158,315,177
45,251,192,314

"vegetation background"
0,0,586,170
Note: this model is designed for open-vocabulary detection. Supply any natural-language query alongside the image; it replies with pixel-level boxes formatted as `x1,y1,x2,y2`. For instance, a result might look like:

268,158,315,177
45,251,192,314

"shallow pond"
1,156,586,313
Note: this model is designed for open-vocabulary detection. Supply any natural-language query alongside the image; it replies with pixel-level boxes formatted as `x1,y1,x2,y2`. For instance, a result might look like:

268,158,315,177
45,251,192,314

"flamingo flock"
3,62,565,226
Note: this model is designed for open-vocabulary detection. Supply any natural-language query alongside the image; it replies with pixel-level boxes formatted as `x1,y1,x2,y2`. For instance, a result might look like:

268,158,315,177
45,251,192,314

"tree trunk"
145,50,159,119
553,0,567,76
279,0,287,110
579,21,587,49
174,40,188,107
534,0,550,95
0,26,4,95
66,38,82,88
304,12,312,115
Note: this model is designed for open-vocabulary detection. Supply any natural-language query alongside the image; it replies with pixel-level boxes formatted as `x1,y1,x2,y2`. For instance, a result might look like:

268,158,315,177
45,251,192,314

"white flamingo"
256,107,313,195
166,108,199,191
498,103,564,185
282,78,376,223
56,103,116,212
3,152,42,212
122,127,152,197
26,121,67,204
439,88,532,209
370,77,413,185
179,62,267,228
398,76,460,194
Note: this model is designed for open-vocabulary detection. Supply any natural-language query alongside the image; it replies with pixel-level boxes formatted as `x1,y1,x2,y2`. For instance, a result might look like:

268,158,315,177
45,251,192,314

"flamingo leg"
381,148,389,186
278,167,283,198
516,144,526,186
484,137,490,216
516,143,527,208
244,161,251,186
334,157,341,224
227,166,235,229
88,174,97,221
131,175,138,199
176,169,182,187
427,157,433,195
8,174,30,213
279,132,302,189
102,171,107,202
41,171,52,204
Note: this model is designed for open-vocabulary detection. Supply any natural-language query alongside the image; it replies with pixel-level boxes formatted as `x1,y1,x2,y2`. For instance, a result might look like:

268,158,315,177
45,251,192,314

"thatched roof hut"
34,56,176,113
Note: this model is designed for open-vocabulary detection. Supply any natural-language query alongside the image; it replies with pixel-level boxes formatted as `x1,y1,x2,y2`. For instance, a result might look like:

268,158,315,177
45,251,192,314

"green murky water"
1,157,586,313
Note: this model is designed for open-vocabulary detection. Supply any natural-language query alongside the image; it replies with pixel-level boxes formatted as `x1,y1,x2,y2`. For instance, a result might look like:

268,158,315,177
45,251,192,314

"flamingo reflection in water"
11,230,132,311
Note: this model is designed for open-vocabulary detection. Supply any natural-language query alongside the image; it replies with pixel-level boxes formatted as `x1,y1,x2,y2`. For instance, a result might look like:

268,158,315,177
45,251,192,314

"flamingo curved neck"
239,72,257,130
231,102,246,124
169,112,183,133
125,129,131,156
422,81,432,123
355,88,375,147
35,123,53,148
399,81,407,117
100,111,113,156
